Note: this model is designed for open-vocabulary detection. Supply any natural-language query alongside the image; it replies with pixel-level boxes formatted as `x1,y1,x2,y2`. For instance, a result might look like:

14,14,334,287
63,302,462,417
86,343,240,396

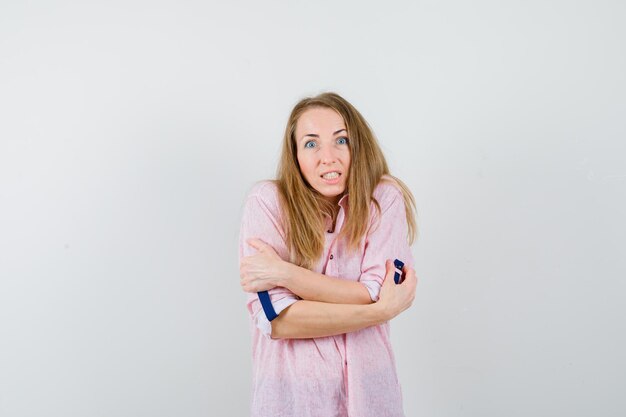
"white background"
1,1,625,416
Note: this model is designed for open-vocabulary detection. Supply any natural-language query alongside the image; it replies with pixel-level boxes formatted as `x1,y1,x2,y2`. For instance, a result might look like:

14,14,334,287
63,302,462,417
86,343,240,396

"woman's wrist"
370,299,394,324
275,261,297,288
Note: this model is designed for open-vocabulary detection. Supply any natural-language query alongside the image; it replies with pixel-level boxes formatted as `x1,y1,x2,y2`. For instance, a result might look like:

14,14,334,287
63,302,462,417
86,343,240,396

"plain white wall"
1,1,625,416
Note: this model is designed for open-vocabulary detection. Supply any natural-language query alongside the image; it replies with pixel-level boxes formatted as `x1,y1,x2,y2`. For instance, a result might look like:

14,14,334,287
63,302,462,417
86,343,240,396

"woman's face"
295,107,351,204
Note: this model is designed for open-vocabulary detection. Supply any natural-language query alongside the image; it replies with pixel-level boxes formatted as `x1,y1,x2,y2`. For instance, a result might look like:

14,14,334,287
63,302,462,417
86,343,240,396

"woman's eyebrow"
302,129,347,139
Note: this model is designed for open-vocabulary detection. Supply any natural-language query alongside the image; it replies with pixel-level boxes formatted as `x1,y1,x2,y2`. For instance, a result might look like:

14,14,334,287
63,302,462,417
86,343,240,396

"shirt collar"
321,193,349,221
337,192,349,210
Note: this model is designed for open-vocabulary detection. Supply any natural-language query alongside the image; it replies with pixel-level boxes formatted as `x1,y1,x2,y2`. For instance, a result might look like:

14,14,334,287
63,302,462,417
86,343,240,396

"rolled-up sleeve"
359,184,414,301
239,183,299,338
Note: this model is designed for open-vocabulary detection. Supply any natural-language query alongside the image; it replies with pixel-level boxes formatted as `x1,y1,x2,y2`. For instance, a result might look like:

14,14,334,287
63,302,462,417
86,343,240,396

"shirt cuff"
362,280,382,302
255,296,298,338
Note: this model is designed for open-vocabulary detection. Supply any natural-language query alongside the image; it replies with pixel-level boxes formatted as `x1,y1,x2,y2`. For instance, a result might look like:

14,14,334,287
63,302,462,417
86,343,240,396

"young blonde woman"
239,92,418,417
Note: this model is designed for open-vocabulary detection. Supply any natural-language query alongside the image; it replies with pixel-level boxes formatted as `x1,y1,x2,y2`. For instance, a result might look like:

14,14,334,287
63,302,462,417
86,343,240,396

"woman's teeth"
322,172,339,179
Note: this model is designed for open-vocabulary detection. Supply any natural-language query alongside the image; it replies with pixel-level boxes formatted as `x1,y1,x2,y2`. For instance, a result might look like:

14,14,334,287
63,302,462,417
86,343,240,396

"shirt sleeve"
359,184,415,301
239,184,299,338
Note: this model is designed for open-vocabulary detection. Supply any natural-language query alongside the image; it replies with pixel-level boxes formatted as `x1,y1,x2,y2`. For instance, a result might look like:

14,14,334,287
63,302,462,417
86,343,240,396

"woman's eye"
304,140,317,149
337,137,349,145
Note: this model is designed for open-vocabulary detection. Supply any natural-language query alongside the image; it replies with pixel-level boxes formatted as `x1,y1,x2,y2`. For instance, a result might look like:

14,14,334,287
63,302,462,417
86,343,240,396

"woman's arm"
271,300,381,339
240,238,371,304
271,260,417,339
241,181,412,306
279,264,372,304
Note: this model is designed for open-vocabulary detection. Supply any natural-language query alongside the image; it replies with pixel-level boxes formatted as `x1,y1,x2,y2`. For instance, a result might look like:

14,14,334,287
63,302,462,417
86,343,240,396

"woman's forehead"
296,107,346,135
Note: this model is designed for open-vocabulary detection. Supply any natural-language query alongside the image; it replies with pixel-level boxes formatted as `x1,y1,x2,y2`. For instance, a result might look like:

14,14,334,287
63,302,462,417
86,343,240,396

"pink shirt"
239,179,414,417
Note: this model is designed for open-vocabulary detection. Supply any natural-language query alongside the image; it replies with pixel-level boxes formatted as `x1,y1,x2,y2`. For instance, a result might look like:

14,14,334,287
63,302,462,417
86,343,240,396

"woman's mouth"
320,171,341,184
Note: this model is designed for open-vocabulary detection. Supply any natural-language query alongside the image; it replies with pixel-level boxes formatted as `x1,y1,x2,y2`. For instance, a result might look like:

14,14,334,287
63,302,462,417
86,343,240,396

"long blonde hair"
276,92,417,269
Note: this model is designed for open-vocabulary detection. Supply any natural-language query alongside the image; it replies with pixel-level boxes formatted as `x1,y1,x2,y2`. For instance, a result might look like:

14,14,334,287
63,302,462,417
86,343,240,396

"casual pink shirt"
239,179,414,417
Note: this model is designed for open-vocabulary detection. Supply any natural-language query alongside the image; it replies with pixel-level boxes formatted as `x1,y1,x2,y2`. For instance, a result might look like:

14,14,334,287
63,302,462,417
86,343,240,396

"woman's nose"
319,145,338,164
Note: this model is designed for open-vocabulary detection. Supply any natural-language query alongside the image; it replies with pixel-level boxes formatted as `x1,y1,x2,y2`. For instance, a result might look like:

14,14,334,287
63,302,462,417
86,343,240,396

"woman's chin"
316,188,345,203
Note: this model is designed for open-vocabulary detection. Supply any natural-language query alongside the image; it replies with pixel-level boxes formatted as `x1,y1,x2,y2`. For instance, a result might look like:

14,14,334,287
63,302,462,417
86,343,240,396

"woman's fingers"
247,238,267,251
240,254,277,292
382,259,396,286
401,267,418,289
378,261,418,317
399,267,417,306
247,238,282,262
240,278,276,293
239,259,252,281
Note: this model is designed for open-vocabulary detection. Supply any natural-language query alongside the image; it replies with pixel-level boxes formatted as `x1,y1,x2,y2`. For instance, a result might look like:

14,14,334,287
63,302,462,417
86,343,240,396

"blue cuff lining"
257,290,278,321
394,259,404,284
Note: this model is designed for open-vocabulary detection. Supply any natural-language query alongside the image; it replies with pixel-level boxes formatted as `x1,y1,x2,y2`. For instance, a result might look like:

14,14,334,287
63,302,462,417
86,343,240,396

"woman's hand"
240,238,291,293
376,260,418,321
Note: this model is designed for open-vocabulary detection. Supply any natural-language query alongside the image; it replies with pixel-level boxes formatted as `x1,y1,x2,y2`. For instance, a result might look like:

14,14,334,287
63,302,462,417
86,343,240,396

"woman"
239,92,418,417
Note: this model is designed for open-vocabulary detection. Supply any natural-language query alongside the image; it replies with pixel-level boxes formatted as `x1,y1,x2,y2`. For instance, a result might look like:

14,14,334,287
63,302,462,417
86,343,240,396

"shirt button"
330,254,334,260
